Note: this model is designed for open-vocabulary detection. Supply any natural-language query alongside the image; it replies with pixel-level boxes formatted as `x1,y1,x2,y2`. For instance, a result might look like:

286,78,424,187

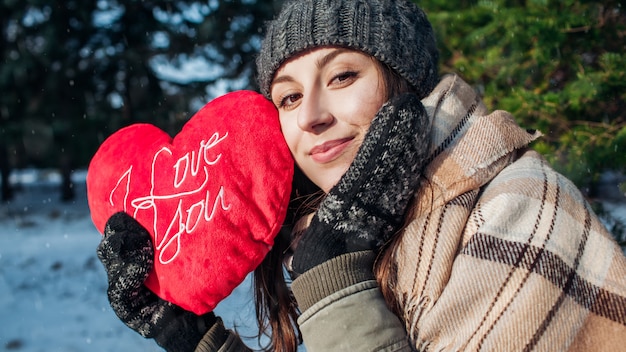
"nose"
297,91,334,133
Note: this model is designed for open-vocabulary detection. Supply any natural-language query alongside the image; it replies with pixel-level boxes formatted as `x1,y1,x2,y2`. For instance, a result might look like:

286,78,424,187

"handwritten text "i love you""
109,132,232,265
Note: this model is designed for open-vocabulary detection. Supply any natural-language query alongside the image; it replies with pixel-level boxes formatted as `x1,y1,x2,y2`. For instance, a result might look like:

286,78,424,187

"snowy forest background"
1,1,625,351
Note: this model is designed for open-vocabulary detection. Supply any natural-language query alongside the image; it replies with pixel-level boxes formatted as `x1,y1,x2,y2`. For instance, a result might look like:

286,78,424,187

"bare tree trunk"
59,149,74,202
1,142,13,202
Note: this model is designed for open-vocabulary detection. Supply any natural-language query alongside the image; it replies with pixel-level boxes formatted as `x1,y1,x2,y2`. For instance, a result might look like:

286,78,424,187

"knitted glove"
292,93,429,275
97,212,222,352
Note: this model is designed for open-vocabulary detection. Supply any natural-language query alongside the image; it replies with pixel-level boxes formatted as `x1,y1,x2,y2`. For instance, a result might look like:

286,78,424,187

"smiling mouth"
309,137,354,163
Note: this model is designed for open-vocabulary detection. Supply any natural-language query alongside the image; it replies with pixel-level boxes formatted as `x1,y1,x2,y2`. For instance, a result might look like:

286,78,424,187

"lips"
309,137,354,163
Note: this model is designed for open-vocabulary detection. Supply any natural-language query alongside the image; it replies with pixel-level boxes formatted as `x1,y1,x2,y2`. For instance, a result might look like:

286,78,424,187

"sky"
0,169,624,351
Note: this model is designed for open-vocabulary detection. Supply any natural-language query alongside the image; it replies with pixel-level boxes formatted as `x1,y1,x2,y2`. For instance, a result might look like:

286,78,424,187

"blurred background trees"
422,0,626,242
422,0,625,196
1,1,624,211
0,0,281,201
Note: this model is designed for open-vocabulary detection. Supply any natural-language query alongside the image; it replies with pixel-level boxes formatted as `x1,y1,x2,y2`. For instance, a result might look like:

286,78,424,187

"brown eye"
332,71,358,85
279,93,302,109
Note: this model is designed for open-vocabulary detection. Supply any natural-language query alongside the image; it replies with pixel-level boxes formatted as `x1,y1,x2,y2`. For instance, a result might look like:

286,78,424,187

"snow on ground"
0,169,263,352
0,169,625,352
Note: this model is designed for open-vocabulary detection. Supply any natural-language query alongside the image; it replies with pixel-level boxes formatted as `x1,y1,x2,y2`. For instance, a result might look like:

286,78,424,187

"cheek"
341,85,386,127
364,93,386,121
279,116,300,155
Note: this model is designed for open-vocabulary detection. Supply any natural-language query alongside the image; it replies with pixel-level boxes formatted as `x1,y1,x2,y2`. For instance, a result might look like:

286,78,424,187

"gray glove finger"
96,212,156,332
96,212,154,291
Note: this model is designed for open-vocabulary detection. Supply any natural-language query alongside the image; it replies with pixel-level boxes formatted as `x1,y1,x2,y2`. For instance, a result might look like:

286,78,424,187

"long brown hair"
252,56,415,352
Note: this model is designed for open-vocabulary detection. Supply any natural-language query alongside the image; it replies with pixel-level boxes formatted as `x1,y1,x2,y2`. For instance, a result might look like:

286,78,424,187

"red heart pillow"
87,90,293,315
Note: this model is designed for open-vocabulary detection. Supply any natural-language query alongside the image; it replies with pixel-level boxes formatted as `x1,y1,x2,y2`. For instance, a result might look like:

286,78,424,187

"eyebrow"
271,48,353,87
316,47,351,69
271,74,295,86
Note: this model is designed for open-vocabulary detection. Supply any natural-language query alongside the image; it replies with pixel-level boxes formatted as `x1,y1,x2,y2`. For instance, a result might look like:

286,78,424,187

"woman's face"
270,47,387,193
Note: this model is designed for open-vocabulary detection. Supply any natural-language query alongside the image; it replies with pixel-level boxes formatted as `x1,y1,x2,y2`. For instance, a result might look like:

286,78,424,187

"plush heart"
87,90,293,315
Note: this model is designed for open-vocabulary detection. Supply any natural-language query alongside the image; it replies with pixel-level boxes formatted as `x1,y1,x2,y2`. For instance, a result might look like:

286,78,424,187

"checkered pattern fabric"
391,74,626,351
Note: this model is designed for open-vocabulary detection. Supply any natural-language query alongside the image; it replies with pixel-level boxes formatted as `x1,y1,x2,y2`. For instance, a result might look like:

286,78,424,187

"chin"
318,169,349,193
303,160,351,194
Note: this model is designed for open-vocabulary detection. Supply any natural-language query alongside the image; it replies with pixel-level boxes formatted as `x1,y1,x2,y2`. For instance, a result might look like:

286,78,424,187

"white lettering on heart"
108,131,232,265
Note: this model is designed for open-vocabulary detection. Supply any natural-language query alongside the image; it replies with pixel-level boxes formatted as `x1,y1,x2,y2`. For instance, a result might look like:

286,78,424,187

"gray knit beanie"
256,0,439,100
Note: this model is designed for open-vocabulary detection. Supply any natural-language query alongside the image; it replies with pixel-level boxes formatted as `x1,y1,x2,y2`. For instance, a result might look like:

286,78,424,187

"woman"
97,0,626,351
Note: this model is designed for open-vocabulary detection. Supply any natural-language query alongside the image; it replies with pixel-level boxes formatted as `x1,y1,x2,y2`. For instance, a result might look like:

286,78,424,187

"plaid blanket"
391,74,626,351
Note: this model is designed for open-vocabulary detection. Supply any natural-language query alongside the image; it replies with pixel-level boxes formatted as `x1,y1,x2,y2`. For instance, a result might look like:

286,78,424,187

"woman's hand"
292,93,430,275
97,212,218,352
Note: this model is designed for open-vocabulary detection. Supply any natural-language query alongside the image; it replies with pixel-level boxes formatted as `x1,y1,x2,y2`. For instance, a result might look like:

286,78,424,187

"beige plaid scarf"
391,74,626,351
